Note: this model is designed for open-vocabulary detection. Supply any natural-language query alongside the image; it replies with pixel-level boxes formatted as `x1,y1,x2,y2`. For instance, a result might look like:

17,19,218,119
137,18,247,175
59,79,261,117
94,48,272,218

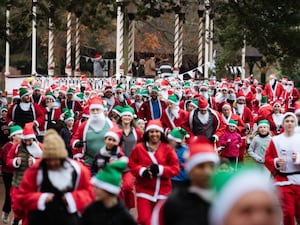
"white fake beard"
161,90,168,100
198,111,209,124
89,113,106,131
286,86,293,93
27,141,42,158
53,91,59,98
174,90,183,100
48,160,73,191
200,91,209,100
105,96,115,106
242,86,250,94
228,93,236,101
236,103,245,114
170,106,180,119
270,79,275,86
20,102,31,111
135,101,143,111
117,94,124,102
256,93,262,101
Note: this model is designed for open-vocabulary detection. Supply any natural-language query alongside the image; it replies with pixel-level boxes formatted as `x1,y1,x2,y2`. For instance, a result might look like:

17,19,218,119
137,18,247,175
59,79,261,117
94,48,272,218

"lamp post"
31,0,38,75
5,0,11,76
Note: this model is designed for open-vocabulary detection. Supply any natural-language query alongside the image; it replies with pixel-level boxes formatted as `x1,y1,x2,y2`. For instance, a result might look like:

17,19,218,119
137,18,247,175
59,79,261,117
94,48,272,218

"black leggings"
2,172,13,213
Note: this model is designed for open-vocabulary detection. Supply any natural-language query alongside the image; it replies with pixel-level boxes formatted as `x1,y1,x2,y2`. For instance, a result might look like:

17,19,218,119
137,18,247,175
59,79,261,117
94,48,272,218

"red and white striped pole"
31,0,38,75
65,11,72,77
75,16,81,77
116,0,124,78
48,17,54,76
5,1,11,76
198,6,205,69
174,13,180,75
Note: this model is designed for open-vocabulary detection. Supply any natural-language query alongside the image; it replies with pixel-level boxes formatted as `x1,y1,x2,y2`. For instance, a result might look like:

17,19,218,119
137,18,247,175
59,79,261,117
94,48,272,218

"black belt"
278,171,300,176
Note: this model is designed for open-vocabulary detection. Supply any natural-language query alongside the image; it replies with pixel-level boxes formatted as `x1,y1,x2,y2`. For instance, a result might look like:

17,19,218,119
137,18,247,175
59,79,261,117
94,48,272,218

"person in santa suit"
264,112,300,225
161,94,188,133
252,85,263,117
139,87,167,122
72,106,89,134
220,103,245,134
128,120,179,225
130,90,144,117
31,84,45,106
102,85,120,113
232,91,253,162
267,100,284,136
6,122,43,225
71,97,113,166
241,78,254,110
215,85,229,112
60,87,82,117
179,89,194,111
41,92,62,133
115,84,132,107
199,83,217,110
152,137,219,225
282,80,300,112
263,73,284,104
7,87,45,130
185,95,226,143
17,129,94,225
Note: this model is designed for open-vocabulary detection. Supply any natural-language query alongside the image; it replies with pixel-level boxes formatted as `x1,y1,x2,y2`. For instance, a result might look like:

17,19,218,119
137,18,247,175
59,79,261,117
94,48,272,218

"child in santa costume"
265,112,300,225
167,127,190,190
81,159,137,225
6,122,43,225
17,129,94,225
210,167,281,225
91,124,124,176
59,108,75,158
128,120,179,225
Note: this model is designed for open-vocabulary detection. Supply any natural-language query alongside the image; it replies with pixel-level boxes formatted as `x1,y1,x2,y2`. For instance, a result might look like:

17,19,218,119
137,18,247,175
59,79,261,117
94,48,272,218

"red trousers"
10,187,24,220
277,184,300,225
137,197,163,225
120,171,136,209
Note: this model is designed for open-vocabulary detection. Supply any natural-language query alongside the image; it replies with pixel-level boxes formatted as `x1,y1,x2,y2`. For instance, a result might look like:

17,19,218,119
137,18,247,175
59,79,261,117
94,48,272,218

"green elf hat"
145,79,154,87
135,90,143,96
19,87,30,99
9,125,23,137
63,108,74,122
66,87,75,95
130,84,137,90
140,89,149,96
76,92,84,102
45,92,56,101
228,119,238,127
1,106,8,112
184,82,191,88
168,94,180,106
91,158,128,195
168,127,190,143
151,86,160,93
33,85,41,91
189,99,199,108
210,167,277,225
112,105,123,116
120,105,135,118
260,95,267,104
115,83,124,91
257,119,270,128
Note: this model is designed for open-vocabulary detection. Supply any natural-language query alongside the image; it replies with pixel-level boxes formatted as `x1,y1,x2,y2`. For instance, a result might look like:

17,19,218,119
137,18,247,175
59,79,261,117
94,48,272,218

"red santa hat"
198,96,209,110
184,89,193,97
185,137,219,173
82,106,90,118
104,85,113,93
22,122,36,139
145,119,164,133
161,80,169,87
104,124,123,144
12,89,20,100
234,77,242,84
94,53,101,59
59,85,67,94
272,100,281,108
50,83,58,91
236,91,245,100
222,102,232,109
88,96,103,110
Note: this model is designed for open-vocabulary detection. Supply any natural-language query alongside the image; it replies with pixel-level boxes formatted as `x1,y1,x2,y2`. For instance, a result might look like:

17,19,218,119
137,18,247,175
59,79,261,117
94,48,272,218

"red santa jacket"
7,103,45,130
130,101,144,117
60,99,83,114
139,100,167,122
221,112,245,134
41,106,62,133
17,158,94,225
128,142,179,202
160,107,188,132
263,81,284,104
282,88,300,112
233,105,254,133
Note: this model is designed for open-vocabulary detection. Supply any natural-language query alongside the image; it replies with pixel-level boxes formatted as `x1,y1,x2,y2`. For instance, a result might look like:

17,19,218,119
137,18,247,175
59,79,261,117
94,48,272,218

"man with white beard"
130,90,144,117
185,96,226,142
282,80,300,112
71,97,113,166
115,84,132,106
241,79,254,110
199,83,217,110
263,74,284,104
233,91,254,162
161,94,188,132
215,85,229,112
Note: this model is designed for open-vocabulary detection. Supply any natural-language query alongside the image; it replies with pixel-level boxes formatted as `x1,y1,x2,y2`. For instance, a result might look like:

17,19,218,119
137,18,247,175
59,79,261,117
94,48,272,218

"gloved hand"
209,136,216,143
149,164,159,176
142,169,151,178
74,141,84,148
